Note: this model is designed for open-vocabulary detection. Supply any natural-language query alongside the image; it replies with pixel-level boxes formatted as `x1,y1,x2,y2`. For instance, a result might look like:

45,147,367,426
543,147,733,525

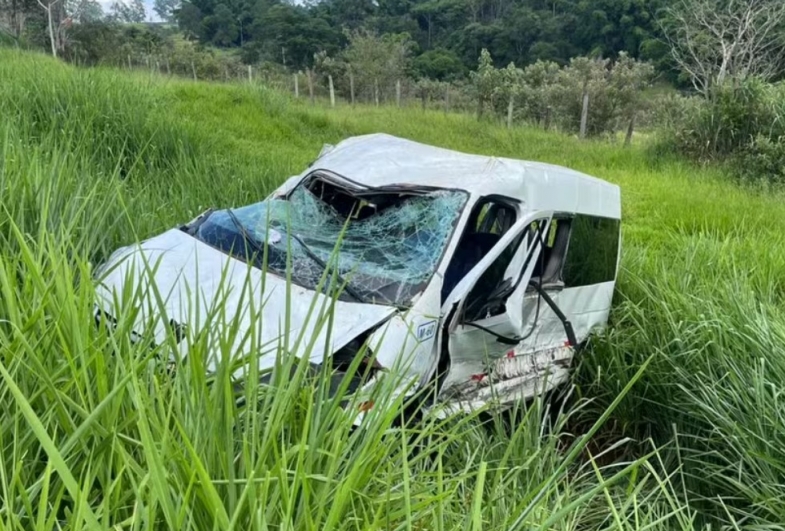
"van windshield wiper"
287,232,368,304
225,208,266,264
225,209,366,304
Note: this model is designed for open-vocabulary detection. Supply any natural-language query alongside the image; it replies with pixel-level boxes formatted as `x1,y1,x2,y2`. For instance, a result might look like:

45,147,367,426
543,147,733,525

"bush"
733,135,785,185
413,48,466,81
659,77,785,184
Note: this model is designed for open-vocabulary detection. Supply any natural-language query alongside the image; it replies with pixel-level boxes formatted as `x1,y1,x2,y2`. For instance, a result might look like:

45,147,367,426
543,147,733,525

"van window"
530,217,572,284
562,215,620,286
441,197,517,303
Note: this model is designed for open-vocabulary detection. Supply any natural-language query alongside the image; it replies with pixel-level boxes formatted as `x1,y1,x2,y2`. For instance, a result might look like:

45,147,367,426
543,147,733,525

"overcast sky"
99,0,162,22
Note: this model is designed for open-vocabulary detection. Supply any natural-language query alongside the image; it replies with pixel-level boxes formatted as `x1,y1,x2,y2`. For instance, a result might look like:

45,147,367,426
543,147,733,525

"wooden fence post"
248,65,252,83
396,79,401,107
307,69,315,105
349,72,355,105
374,78,379,107
506,94,514,129
294,73,299,98
191,60,197,81
444,87,450,113
127,55,132,70
328,74,335,108
624,111,636,146
579,85,589,139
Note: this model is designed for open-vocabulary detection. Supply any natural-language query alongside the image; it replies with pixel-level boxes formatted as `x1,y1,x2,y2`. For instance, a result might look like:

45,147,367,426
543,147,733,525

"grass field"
2,48,785,530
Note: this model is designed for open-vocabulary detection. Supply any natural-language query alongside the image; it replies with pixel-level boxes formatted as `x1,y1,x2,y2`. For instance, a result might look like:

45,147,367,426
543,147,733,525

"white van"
95,133,621,416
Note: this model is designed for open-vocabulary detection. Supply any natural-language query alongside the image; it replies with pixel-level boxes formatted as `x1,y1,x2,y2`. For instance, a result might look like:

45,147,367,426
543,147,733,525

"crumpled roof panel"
306,134,621,219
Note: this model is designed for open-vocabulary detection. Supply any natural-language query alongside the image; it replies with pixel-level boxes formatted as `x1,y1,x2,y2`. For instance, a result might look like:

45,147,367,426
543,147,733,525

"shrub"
733,135,785,185
659,77,785,184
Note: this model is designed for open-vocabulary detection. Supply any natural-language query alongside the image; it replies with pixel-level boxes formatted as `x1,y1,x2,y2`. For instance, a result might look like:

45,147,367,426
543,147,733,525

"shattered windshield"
193,180,468,306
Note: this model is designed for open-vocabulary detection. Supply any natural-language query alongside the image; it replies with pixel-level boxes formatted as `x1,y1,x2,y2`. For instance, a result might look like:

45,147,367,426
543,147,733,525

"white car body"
95,133,621,415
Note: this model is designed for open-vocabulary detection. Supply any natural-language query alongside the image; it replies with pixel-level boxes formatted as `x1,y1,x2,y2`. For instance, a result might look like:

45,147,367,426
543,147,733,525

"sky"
98,0,162,22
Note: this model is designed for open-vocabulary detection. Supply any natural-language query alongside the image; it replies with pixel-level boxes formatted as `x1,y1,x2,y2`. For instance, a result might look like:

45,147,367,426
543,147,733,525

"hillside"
3,49,785,530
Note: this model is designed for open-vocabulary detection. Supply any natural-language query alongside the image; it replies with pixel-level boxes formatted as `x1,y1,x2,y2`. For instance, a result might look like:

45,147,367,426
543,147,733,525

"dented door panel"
439,212,554,400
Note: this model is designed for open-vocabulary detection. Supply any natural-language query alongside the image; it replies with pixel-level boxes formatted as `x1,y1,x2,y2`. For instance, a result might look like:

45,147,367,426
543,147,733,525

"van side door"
509,214,621,352
439,211,553,395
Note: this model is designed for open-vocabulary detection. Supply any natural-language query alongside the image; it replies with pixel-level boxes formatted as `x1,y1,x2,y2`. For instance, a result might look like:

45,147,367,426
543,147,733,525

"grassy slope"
2,49,785,530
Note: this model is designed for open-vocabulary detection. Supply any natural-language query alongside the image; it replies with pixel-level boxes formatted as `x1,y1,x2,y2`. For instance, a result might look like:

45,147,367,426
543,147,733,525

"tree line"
6,0,785,92
173,0,675,77
5,0,785,180
1,0,676,79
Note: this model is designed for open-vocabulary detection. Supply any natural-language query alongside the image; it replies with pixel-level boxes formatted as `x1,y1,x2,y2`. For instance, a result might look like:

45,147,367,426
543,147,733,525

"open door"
438,211,554,396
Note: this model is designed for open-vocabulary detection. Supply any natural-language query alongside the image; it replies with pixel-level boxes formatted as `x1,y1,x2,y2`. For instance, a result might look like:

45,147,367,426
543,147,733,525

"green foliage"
520,59,560,127
110,0,146,23
736,135,785,185
202,3,238,46
246,3,342,67
65,23,169,65
495,61,524,99
661,78,785,185
69,0,104,23
413,77,447,108
153,0,179,23
341,29,413,102
116,0,673,75
470,48,500,118
468,50,654,136
580,230,785,526
313,49,341,81
611,52,656,116
412,47,465,81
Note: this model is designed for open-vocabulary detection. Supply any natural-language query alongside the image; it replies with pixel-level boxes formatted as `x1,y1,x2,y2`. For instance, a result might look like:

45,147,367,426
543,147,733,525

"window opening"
561,215,620,286
441,197,519,314
529,216,572,287
191,176,468,307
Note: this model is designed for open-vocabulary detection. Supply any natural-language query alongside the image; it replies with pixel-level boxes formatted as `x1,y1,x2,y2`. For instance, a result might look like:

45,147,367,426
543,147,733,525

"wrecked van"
95,133,621,415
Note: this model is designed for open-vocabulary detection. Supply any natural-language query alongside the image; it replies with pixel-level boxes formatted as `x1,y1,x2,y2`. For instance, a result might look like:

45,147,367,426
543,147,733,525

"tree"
36,0,68,57
111,0,146,23
176,1,202,39
342,29,413,103
413,47,465,80
413,77,445,109
556,56,611,136
572,0,665,59
660,0,785,95
470,48,500,119
494,62,524,128
609,52,655,144
203,3,237,45
249,3,342,68
314,49,343,104
153,0,179,23
69,0,103,22
522,59,560,128
1,0,41,42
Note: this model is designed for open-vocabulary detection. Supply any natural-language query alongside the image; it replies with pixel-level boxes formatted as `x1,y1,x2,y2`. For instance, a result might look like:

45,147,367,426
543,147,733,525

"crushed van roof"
307,134,621,219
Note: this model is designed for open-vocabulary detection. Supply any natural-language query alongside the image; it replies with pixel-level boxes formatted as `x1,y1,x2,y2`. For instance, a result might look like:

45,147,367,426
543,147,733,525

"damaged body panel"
95,133,621,418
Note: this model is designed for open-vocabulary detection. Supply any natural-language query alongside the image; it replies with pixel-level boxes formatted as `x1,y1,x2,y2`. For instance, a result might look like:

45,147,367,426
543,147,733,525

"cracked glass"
195,183,468,306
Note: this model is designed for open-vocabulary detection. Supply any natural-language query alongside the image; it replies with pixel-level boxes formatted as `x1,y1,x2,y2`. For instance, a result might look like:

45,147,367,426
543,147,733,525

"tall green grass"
2,47,785,529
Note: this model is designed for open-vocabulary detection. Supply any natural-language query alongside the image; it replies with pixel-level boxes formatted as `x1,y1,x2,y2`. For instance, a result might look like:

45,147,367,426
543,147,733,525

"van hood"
94,229,397,374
